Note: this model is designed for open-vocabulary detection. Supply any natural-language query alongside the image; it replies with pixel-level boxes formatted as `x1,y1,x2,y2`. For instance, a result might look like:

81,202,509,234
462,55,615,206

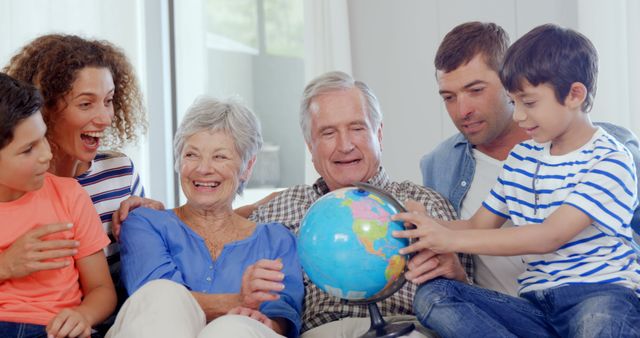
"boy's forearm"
453,205,592,256
0,254,10,282
452,226,559,256
75,251,117,325
76,284,117,325
442,219,474,230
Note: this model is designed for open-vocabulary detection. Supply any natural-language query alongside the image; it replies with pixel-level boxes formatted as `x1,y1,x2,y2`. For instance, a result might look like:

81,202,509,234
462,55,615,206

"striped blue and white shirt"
483,127,640,296
75,151,145,265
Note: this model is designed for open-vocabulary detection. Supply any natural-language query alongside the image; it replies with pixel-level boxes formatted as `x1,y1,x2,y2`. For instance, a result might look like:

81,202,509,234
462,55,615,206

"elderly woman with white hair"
106,97,303,338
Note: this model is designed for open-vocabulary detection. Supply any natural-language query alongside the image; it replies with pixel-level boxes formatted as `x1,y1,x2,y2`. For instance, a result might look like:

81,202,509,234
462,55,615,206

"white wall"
2,1,637,200
347,0,640,184
0,0,143,66
577,1,637,130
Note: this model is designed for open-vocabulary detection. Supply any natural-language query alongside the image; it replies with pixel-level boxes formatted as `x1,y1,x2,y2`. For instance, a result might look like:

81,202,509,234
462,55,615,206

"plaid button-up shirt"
250,167,473,332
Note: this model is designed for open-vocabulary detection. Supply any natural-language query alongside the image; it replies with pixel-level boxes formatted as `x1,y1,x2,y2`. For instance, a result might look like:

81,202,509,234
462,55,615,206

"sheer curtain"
0,0,143,66
0,0,183,206
0,0,155,198
303,0,352,79
302,0,353,184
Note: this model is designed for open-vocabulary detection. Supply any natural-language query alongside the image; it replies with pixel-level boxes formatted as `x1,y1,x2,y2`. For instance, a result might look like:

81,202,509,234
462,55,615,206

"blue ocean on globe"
297,186,409,301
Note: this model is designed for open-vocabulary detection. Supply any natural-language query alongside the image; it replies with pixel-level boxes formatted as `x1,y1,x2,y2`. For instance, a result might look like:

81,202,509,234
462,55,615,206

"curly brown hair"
3,34,147,149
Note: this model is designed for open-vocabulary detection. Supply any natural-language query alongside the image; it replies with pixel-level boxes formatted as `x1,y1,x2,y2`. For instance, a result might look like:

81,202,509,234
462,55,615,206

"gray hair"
173,96,263,194
299,71,382,144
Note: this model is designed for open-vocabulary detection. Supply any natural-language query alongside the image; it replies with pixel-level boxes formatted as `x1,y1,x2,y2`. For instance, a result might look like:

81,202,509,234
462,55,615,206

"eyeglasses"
532,160,541,215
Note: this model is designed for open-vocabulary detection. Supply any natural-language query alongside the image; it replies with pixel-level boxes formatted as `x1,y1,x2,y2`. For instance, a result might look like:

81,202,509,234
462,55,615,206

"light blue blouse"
120,207,303,337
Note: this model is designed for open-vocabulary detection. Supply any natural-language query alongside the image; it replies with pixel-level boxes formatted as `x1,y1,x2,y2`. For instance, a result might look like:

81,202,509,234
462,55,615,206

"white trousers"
106,279,284,338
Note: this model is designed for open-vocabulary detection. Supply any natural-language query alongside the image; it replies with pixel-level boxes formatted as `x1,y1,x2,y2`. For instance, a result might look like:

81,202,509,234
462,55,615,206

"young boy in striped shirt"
394,24,640,337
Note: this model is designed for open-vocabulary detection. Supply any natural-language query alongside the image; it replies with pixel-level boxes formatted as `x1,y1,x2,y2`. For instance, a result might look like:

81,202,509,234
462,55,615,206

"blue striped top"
75,151,145,264
483,128,640,296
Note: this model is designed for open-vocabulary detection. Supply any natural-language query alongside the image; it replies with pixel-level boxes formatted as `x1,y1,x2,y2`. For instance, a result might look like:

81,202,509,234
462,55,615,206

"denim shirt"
420,122,640,236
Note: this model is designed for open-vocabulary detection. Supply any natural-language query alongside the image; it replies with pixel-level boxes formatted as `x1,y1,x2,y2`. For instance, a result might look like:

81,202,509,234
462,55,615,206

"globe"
297,185,409,302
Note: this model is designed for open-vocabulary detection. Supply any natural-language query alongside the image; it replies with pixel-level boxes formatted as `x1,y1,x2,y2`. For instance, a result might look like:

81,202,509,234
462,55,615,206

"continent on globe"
298,186,409,301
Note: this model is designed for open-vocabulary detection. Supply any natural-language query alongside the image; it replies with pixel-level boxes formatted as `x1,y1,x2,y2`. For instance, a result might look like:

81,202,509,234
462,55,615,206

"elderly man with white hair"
249,71,464,338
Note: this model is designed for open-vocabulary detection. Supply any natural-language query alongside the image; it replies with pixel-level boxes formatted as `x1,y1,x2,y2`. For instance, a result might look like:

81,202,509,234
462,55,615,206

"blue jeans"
0,322,47,338
413,278,640,338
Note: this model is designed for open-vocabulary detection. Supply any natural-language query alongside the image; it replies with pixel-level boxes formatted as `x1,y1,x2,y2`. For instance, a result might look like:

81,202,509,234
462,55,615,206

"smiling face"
0,112,52,201
306,87,382,191
179,130,250,210
510,81,586,152
437,54,515,149
49,67,115,166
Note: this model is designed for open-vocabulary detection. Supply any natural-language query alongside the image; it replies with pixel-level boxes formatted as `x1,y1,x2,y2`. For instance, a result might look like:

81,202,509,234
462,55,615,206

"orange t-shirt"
0,173,110,325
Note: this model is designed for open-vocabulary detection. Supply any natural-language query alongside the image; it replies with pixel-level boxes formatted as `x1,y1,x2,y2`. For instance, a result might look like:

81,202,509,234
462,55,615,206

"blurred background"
2,0,638,208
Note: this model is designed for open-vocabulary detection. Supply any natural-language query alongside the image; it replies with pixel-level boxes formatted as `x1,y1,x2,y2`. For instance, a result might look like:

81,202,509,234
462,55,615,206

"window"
174,0,306,205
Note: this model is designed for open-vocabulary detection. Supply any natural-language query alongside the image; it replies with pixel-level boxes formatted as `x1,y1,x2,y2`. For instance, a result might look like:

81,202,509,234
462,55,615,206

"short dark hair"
500,24,598,112
0,73,43,149
435,21,509,73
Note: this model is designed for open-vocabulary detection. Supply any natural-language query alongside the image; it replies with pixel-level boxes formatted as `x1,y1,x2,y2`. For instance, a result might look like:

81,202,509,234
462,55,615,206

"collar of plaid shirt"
251,166,471,332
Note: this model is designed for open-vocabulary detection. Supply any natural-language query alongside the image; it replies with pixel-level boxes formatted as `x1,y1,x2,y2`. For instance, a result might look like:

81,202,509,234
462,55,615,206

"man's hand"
234,191,281,218
46,308,92,338
405,249,467,284
112,196,165,240
394,200,467,284
227,306,274,330
240,259,285,309
0,223,78,281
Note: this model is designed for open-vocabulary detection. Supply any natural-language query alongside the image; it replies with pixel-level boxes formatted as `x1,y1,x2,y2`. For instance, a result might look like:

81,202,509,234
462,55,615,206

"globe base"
360,322,416,338
360,303,416,338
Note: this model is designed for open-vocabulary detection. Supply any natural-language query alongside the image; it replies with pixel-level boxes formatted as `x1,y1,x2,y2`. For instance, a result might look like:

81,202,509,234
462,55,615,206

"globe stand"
360,302,415,338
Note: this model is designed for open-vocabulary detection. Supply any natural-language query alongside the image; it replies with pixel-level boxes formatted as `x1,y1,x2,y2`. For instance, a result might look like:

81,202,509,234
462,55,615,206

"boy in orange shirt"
0,73,116,338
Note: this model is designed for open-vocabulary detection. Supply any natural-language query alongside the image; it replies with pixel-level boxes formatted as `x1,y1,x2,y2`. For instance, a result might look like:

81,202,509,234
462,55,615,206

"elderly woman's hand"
227,306,274,329
240,259,285,309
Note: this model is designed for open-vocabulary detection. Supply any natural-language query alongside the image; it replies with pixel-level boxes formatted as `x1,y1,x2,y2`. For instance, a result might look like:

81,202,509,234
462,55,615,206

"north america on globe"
298,187,409,301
